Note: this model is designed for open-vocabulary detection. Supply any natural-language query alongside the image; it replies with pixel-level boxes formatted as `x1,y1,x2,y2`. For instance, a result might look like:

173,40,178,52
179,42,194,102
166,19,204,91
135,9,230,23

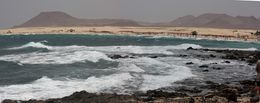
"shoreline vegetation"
0,26,260,42
2,48,260,103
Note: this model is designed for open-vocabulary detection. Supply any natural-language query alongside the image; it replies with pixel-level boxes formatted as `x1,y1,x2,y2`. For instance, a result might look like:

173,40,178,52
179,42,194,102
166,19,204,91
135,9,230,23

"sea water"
0,34,258,101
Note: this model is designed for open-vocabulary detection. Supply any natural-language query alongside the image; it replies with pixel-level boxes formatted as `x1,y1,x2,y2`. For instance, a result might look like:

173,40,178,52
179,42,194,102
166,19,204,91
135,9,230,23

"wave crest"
9,41,51,50
0,50,113,64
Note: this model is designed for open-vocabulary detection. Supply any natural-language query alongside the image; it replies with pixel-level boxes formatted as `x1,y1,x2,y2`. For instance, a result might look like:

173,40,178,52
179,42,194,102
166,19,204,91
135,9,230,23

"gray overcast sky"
0,0,260,28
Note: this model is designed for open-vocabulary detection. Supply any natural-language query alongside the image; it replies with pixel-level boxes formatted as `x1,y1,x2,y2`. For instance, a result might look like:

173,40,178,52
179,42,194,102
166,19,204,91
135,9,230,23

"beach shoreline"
0,26,259,42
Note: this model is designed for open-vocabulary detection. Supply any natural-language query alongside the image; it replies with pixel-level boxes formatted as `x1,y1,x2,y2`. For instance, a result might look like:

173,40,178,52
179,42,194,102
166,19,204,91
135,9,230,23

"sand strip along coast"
0,26,259,42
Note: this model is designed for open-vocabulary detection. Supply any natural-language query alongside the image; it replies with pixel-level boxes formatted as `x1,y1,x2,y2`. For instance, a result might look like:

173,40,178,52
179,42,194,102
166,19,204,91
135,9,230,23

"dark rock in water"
248,63,254,66
209,54,216,58
149,56,158,58
223,61,231,64
199,65,209,68
186,62,194,65
187,47,194,50
205,81,217,85
202,69,209,72
223,54,238,60
210,62,218,64
179,54,188,57
109,55,128,59
212,67,223,70
109,55,123,59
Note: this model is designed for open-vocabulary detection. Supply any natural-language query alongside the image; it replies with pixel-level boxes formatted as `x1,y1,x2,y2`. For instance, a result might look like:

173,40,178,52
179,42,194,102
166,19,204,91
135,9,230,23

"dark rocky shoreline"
3,48,260,103
2,79,255,103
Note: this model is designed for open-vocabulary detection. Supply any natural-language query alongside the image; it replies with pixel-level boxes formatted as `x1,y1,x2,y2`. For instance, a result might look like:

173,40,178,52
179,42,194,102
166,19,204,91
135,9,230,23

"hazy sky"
0,0,260,28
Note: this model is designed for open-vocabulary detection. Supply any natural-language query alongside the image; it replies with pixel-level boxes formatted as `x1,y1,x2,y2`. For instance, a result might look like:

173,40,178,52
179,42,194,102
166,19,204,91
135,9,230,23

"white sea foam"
9,41,51,50
1,43,205,65
175,43,202,49
8,41,203,54
140,65,194,91
0,50,113,64
0,73,134,101
0,56,195,101
52,44,202,55
115,63,145,73
118,57,195,91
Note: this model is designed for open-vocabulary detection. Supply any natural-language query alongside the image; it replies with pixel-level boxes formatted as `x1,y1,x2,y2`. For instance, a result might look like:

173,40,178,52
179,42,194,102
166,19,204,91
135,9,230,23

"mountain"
17,11,140,27
16,12,260,29
168,13,260,29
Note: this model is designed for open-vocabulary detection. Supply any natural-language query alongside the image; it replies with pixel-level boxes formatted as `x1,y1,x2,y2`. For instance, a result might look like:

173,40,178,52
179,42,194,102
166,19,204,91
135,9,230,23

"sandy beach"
0,26,259,42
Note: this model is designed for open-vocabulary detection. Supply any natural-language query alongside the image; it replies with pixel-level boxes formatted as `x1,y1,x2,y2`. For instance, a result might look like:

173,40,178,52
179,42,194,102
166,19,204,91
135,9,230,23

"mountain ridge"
168,13,260,29
17,11,140,27
17,11,260,29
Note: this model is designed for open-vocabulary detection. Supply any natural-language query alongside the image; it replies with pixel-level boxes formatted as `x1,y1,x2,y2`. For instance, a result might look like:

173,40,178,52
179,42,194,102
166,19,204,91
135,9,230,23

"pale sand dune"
0,26,258,41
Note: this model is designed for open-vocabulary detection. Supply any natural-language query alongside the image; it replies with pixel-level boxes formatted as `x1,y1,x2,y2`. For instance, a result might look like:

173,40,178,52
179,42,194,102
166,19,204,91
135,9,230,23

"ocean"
0,34,258,101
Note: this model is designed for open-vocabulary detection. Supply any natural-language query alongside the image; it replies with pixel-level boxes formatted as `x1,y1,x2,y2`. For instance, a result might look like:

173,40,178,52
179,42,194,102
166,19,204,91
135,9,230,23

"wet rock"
2,100,18,103
175,87,202,94
199,65,209,68
212,67,223,70
202,69,209,72
223,61,231,64
149,55,158,58
186,62,194,65
179,54,188,57
209,54,216,58
145,90,188,98
248,63,254,66
223,54,238,60
108,55,128,59
217,88,238,102
210,62,218,64
187,47,194,50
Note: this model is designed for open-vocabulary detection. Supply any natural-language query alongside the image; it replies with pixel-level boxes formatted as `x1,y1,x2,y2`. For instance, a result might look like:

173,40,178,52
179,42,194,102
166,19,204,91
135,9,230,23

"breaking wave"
0,57,194,101
0,73,134,101
9,41,51,50
0,50,113,64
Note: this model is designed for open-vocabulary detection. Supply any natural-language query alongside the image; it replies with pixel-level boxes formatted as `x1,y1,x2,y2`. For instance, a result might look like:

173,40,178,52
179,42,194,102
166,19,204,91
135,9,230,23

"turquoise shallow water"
0,34,257,101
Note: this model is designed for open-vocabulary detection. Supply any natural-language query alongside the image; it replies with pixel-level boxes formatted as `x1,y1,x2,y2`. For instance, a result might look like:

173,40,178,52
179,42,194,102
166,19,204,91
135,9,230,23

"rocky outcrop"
194,48,260,64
